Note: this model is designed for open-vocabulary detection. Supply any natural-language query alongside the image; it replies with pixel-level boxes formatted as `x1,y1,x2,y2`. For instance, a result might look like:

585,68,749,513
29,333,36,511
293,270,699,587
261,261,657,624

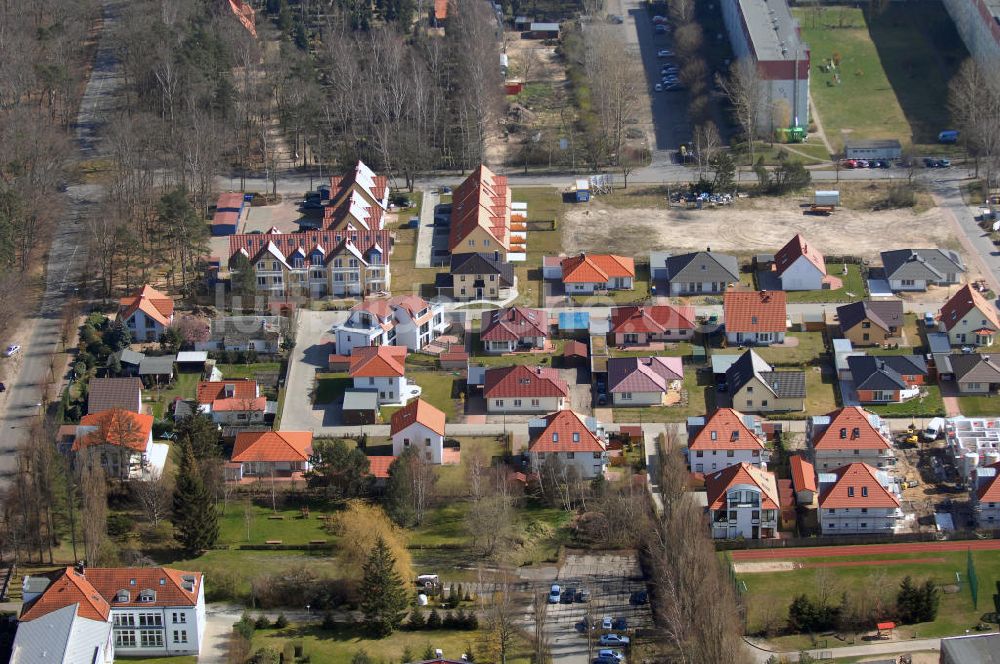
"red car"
841,159,857,169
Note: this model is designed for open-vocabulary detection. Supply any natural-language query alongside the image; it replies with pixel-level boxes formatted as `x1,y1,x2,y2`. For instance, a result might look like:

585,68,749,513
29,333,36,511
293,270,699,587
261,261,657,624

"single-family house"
789,454,817,505
560,254,635,294
973,462,1000,526
87,377,143,415
609,305,696,346
436,252,516,301
194,316,286,354
195,379,265,425
606,356,683,406
526,410,608,479
847,355,928,404
686,408,768,473
73,409,160,480
334,295,447,355
773,234,827,291
724,290,787,346
390,398,447,464
938,284,1000,347
118,285,175,342
880,248,965,291
230,431,313,479
660,250,740,296
706,462,780,539
483,365,568,413
449,165,512,257
725,349,806,413
807,406,895,471
348,346,416,406
818,463,902,534
480,306,548,353
837,299,904,347
949,353,1000,395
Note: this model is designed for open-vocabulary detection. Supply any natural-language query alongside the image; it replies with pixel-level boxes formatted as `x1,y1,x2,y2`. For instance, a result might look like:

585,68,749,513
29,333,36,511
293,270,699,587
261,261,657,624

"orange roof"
20,568,110,622
723,289,787,334
789,455,817,494
349,345,407,378
818,463,900,509
529,410,606,453
484,365,569,398
74,409,154,452
367,455,395,479
561,254,636,283
774,234,826,277
977,462,1000,502
434,0,448,20
610,305,697,334
85,567,201,608
688,408,765,451
812,407,891,450
211,397,267,412
705,462,779,510
196,379,257,404
118,284,174,327
449,165,511,252
390,398,446,436
232,431,313,463
939,284,1000,332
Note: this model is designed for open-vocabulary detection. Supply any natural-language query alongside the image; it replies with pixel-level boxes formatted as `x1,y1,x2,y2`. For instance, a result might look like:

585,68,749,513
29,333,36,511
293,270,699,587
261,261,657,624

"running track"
730,540,1000,560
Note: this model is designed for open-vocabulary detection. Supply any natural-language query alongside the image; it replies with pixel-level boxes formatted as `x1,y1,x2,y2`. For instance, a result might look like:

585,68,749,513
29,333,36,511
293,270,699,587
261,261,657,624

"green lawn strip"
955,395,1000,417
215,362,283,379
867,385,945,417
784,265,866,304
435,436,506,497
469,337,566,367
408,502,471,547
804,366,840,415
217,503,334,546
510,186,564,307
406,370,461,419
753,332,828,366
146,372,201,420
314,373,351,405
608,342,694,358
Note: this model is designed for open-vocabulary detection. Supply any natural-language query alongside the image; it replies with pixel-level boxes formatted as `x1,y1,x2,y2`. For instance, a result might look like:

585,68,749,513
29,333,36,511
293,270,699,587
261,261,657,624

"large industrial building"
942,0,1000,72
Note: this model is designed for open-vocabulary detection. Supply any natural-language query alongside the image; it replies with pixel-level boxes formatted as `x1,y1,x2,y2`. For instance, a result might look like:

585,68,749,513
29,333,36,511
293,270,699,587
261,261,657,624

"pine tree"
896,576,919,623
360,536,409,637
407,606,426,630
427,608,442,629
918,580,939,622
172,439,219,554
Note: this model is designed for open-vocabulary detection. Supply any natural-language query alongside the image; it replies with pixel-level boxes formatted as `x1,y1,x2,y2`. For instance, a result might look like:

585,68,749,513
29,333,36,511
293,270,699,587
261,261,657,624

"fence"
715,529,1000,551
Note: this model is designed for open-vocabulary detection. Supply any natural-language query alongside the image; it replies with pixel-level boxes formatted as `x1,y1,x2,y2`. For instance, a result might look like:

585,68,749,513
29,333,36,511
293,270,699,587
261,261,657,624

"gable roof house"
87,377,143,415
789,454,818,505
390,398,448,464
724,290,787,346
349,345,418,406
938,283,1000,347
818,462,902,534
560,254,635,294
73,409,160,481
196,379,265,425
772,234,829,291
319,190,386,232
725,349,805,413
972,461,1000,526
328,160,390,212
949,352,1000,395
706,462,781,540
480,306,548,354
880,248,965,291
687,408,768,473
118,285,175,342
609,305,697,346
194,315,286,354
483,365,568,413
334,295,447,356
449,165,512,257
807,406,894,471
437,252,516,302
837,299,905,347
230,431,314,480
846,355,928,404
659,250,740,296
526,410,608,479
606,356,684,406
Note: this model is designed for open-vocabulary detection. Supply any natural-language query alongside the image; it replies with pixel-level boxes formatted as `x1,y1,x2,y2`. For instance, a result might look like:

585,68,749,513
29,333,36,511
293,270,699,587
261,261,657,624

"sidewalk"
414,188,438,269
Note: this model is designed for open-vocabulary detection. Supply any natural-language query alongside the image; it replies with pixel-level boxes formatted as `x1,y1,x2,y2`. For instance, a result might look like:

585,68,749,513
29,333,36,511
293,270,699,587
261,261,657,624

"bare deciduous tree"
718,58,768,165
949,58,1000,185
79,451,109,565
132,473,173,527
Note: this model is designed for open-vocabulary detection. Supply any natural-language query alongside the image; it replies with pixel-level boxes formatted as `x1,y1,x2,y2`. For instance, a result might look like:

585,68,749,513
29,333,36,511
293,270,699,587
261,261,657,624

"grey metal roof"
836,299,903,333
712,353,742,375
845,139,901,150
176,351,208,363
343,389,378,410
737,0,807,62
847,355,927,390
949,353,1000,382
759,371,806,399
138,355,176,375
927,332,952,354
880,249,965,281
111,348,145,366
940,633,1000,664
449,252,515,287
87,377,142,414
665,251,740,283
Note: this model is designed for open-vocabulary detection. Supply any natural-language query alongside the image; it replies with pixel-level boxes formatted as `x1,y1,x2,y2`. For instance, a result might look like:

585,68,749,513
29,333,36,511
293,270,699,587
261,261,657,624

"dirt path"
731,539,1000,560
807,93,836,156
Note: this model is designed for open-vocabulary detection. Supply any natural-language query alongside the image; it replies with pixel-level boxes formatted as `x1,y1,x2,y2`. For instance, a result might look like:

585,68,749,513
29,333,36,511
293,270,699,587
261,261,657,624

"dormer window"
116,590,130,603
552,433,559,442
138,589,156,603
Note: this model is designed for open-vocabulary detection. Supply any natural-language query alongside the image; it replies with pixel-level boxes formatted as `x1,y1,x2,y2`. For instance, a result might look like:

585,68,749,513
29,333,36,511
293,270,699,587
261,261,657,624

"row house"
483,364,568,414
195,379,265,425
724,289,787,346
608,305,696,346
479,306,548,353
318,189,385,232
328,160,391,212
449,164,512,257
706,462,780,540
938,283,1000,347
687,408,768,474
818,462,902,534
526,410,608,479
118,285,175,342
228,228,392,299
229,431,313,480
807,406,895,471
334,295,447,355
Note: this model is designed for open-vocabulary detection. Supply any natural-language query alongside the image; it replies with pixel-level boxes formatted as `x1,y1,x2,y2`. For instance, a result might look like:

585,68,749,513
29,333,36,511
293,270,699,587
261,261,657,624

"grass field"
955,394,1000,417
737,548,1000,649
868,385,946,417
510,187,565,307
753,332,829,366
146,372,201,419
217,503,334,546
216,362,283,379
784,265,866,304
314,373,350,404
804,366,840,415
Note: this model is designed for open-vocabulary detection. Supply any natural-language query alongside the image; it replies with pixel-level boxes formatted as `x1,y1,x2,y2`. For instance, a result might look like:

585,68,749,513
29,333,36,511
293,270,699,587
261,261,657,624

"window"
552,433,559,442
726,450,735,458
513,399,522,407
746,387,753,394
572,432,580,442
116,590,131,603
621,392,632,400
839,428,847,439
861,508,868,514
531,399,539,406
731,431,739,441
751,510,760,520
257,276,267,286
847,487,855,497
827,509,835,514
861,486,868,497
114,614,135,626
140,630,164,648
116,631,137,648
710,431,718,441
173,630,189,644
696,451,703,458
761,400,768,407
566,452,575,459
496,399,504,407
138,590,156,603
746,400,753,408
468,240,475,247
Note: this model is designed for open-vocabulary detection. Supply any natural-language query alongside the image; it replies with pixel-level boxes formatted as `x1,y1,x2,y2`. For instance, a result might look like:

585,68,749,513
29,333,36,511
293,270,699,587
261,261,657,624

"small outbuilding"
844,139,901,161
342,389,378,425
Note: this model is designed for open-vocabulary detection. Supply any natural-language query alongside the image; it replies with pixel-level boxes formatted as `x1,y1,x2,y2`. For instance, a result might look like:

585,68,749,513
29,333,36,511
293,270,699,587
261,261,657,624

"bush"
322,612,336,630
273,613,289,628
106,513,135,539
255,615,271,629
787,594,840,633
897,576,939,624
234,612,256,640
880,183,917,209
426,609,442,629
406,606,426,630
443,610,457,629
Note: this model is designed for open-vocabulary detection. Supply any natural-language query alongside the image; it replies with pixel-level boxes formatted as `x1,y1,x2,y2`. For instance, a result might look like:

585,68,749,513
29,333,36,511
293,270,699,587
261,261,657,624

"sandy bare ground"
563,198,962,262
731,561,800,574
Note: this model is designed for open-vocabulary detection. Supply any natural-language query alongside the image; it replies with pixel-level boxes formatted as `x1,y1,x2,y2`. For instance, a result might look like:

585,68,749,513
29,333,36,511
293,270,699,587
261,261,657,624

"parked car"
601,616,613,631
613,617,628,631
4,344,20,357
593,658,617,664
938,130,960,144
0,382,6,392
652,15,667,24
923,417,945,441
629,590,648,605
938,158,952,167
561,586,577,604
599,634,630,647
654,24,667,34
654,83,663,92
576,589,591,602
841,159,857,168
598,650,625,663
855,159,869,168
298,200,324,211
438,185,452,194
608,14,623,23
657,49,674,57
548,584,561,604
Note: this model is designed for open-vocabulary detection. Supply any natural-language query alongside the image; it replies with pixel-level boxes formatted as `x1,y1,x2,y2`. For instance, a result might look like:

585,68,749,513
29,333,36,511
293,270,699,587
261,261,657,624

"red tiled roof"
563,340,588,358
232,431,313,463
118,285,174,327
434,0,447,20
778,479,796,517
705,462,779,510
84,567,201,608
20,568,110,622
561,254,636,283
449,164,511,252
723,289,787,334
774,234,826,277
789,454,817,493
977,461,1000,502
196,379,258,404
211,397,267,412
529,410,606,453
352,295,432,322
228,229,390,268
819,462,900,509
322,191,386,232
227,0,257,36
812,407,891,450
939,284,1000,332
390,398,446,436
610,305,696,334
349,346,407,378
480,306,547,342
328,161,389,209
607,356,683,393
367,455,394,479
484,365,569,399
74,409,154,452
688,408,765,451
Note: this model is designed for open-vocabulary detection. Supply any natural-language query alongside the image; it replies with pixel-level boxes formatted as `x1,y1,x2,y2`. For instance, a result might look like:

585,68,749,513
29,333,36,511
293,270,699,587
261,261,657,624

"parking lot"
529,552,653,664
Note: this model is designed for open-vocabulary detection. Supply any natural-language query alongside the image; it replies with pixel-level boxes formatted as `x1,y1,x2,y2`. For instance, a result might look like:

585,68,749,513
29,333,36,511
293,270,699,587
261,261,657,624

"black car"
629,590,648,605
0,382,5,392
613,617,628,631
561,587,577,604
593,658,618,664
298,200,324,211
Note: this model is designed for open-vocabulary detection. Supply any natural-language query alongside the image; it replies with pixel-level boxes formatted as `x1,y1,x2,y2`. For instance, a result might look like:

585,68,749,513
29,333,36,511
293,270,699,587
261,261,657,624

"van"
938,130,959,144
923,417,944,442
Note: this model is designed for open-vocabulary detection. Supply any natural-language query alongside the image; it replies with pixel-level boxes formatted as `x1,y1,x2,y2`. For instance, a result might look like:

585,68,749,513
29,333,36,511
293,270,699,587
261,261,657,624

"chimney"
706,246,712,253
75,561,85,576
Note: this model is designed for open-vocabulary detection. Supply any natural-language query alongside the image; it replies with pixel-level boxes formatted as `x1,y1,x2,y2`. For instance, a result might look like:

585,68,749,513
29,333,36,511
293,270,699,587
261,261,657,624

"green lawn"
804,365,840,415
784,265,866,303
612,368,713,422
956,394,1000,417
216,362,283,379
510,186,565,308
737,548,1000,647
867,384,946,417
435,436,506,496
609,341,695,358
314,373,350,404
145,372,201,419
469,335,566,367
398,371,461,420
217,503,334,546
566,264,651,306
754,332,829,366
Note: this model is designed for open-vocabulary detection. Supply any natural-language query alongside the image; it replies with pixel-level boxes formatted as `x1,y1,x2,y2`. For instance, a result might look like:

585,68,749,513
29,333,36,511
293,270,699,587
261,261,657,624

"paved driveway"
279,309,350,432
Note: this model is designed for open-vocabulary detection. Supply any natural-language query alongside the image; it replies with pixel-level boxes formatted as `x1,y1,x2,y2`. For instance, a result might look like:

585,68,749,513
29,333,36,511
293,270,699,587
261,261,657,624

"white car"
548,584,561,604
654,83,663,92
601,616,613,630
4,344,20,357
598,650,624,662
657,49,674,57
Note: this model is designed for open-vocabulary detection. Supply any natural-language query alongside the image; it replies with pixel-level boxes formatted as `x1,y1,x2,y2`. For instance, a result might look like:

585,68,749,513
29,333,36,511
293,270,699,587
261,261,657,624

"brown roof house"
772,234,837,291
724,290,787,346
483,365,568,414
837,299,905,347
818,463,902,534
686,408,768,473
938,284,1000,348
87,377,143,415
480,307,548,354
